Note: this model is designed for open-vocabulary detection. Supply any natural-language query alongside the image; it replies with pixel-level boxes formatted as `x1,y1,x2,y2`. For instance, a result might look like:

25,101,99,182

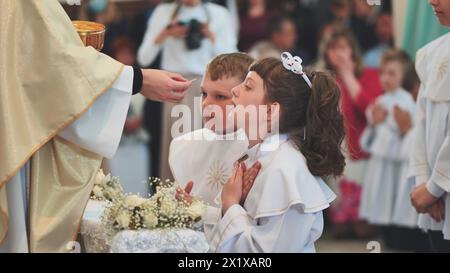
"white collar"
214,128,248,141
242,134,337,218
246,134,289,162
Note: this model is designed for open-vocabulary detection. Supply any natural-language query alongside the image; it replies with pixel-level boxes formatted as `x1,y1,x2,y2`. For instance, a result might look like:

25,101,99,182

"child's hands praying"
371,104,387,126
222,162,245,215
241,161,261,205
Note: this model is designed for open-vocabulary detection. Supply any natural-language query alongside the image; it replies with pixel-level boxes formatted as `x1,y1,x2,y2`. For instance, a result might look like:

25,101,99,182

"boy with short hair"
169,53,258,208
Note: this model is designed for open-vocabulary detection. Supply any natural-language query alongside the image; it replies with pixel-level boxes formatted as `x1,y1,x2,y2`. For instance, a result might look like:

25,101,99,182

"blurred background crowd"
61,0,449,252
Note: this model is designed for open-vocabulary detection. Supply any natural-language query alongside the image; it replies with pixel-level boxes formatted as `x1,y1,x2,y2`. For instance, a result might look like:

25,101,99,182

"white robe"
108,95,151,197
0,66,134,253
169,128,248,206
205,134,336,253
359,89,416,225
410,33,450,240
392,128,420,228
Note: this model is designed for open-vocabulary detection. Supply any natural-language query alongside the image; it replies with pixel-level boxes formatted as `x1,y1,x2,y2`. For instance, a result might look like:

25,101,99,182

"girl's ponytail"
298,72,345,178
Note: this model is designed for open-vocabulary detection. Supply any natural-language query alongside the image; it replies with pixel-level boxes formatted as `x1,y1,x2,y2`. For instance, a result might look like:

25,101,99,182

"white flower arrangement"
90,170,124,202
102,178,206,232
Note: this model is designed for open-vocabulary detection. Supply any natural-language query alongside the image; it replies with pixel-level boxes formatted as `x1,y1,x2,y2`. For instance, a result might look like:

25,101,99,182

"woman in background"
315,28,382,238
237,0,278,52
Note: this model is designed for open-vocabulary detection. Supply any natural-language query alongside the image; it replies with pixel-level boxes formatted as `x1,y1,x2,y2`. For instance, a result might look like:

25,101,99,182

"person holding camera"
138,0,237,180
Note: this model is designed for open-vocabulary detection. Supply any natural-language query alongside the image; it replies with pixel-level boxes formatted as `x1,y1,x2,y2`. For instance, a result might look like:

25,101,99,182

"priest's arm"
58,66,191,158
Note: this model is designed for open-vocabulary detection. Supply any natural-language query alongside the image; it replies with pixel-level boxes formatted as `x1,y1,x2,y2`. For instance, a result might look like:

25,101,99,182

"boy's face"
380,61,404,92
430,0,450,27
200,74,241,133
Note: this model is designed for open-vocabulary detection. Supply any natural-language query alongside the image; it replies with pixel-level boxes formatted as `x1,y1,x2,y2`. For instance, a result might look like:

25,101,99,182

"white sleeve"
212,9,238,55
208,204,320,253
427,104,450,195
202,205,222,241
137,6,168,67
409,85,431,179
58,66,133,158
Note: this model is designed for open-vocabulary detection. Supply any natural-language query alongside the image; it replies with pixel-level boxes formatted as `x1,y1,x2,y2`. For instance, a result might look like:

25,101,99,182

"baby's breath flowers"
90,170,124,202
102,178,206,233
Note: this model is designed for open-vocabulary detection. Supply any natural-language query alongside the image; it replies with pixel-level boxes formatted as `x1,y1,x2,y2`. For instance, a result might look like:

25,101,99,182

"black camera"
177,19,204,50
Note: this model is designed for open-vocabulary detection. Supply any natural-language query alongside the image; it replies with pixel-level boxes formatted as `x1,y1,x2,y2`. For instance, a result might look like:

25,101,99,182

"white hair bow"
281,52,312,88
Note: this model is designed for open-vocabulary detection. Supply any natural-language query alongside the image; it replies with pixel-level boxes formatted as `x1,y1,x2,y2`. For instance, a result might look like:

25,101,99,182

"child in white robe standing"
410,0,450,252
392,126,430,251
390,66,430,252
169,53,259,226
359,50,416,247
204,55,344,252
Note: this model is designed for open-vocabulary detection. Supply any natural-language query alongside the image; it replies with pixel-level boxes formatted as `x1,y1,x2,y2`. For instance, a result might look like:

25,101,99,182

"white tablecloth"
80,200,210,253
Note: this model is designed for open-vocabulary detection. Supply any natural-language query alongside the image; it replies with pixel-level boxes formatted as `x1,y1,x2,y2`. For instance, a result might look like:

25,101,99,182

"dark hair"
268,16,295,36
250,58,345,178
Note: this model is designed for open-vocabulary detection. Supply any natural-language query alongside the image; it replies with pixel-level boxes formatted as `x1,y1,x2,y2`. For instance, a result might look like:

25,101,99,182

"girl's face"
430,0,450,27
326,38,353,69
380,61,404,93
230,72,279,141
200,75,240,133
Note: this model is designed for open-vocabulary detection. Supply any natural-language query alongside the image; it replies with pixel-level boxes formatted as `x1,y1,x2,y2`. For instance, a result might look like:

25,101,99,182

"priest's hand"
240,161,261,205
411,184,439,213
140,69,192,103
222,162,245,215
